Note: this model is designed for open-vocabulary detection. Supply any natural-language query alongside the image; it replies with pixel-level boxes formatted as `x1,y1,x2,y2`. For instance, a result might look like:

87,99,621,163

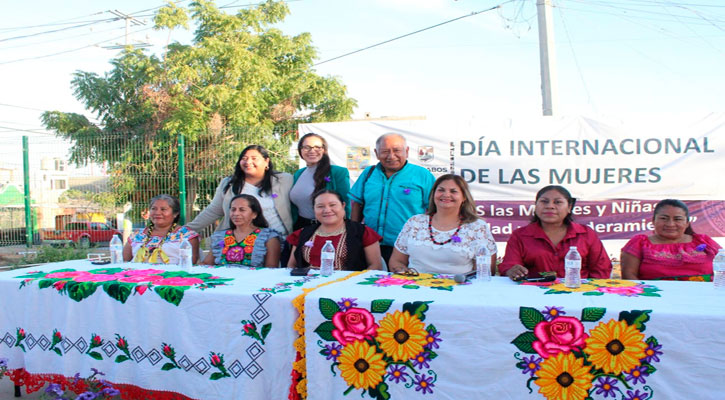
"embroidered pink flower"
91,334,102,346
163,344,174,357
54,331,62,341
597,286,644,296
119,269,166,276
74,274,117,282
117,275,163,283
226,246,244,262
243,323,255,334
135,285,148,295
373,276,417,287
46,271,90,279
532,316,588,359
331,308,379,345
304,240,314,248
155,277,204,286
210,353,222,366
117,337,127,348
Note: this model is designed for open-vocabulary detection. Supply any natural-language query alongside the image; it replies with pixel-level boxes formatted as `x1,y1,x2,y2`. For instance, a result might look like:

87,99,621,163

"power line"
556,5,596,112
314,2,511,66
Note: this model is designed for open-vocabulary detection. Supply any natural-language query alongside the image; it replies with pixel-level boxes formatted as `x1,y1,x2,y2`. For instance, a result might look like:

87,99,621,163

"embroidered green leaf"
581,307,606,322
370,299,394,314
161,363,177,371
642,361,657,375
38,279,55,289
52,348,62,356
646,336,659,347
66,282,98,302
357,278,377,285
18,344,25,352
401,285,419,289
319,298,340,320
511,331,537,354
402,301,432,322
427,350,438,360
210,372,227,381
115,355,131,363
261,323,272,340
431,285,454,291
88,267,124,274
88,351,103,360
154,286,186,306
368,381,391,400
519,307,545,330
618,310,651,331
583,291,604,296
426,324,437,334
102,282,134,304
640,289,661,297
314,321,336,341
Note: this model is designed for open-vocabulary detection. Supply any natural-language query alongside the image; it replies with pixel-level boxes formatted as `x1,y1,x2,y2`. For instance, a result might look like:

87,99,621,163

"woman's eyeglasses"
301,145,324,152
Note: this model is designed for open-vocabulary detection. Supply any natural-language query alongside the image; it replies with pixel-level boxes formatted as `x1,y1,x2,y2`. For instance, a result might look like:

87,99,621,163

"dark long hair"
224,145,277,196
298,133,331,194
228,194,269,230
654,199,695,235
531,185,576,225
426,174,478,224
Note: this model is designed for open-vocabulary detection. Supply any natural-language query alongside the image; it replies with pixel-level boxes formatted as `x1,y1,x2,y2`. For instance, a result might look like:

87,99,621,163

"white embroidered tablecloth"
304,272,725,400
0,261,346,399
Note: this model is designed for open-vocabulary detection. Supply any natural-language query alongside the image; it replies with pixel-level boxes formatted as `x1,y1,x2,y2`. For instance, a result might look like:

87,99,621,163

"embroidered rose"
119,269,165,276
373,276,417,287
135,285,148,295
331,308,379,345
210,353,222,366
155,277,204,286
74,274,117,283
597,286,644,296
117,275,163,283
226,246,244,262
46,271,90,279
52,281,67,291
532,316,588,358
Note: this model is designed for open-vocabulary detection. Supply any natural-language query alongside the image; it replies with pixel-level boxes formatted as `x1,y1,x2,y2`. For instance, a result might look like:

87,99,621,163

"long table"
303,272,725,400
0,261,346,399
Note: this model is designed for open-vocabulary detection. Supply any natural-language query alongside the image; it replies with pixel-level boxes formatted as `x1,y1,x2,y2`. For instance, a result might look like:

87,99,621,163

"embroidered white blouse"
394,214,497,274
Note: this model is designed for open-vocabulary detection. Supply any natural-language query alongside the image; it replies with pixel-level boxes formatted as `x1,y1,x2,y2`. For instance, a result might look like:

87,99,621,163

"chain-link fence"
0,124,298,247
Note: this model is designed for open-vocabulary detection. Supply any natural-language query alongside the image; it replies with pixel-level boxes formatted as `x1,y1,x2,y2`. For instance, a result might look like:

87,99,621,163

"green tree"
42,0,356,219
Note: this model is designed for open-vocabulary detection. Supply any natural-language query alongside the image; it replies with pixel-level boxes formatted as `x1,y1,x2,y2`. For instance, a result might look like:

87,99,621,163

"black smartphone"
290,267,310,276
91,260,111,265
523,275,556,283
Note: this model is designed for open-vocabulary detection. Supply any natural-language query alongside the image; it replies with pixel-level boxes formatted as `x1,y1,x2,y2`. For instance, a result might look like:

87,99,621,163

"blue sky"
1,0,724,139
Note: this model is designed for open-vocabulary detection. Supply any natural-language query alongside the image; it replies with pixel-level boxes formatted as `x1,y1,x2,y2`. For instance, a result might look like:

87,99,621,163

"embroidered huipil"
622,233,721,280
129,226,199,265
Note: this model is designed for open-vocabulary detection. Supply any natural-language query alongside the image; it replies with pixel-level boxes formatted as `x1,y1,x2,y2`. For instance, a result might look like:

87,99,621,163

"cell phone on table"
290,267,310,276
513,274,556,282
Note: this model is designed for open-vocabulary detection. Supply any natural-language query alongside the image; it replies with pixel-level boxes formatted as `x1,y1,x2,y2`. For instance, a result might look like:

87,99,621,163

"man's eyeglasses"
301,145,324,152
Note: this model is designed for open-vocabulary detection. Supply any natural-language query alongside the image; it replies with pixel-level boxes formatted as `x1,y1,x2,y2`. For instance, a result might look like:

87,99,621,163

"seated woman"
499,185,611,280
388,174,497,275
621,199,721,281
123,194,199,265
201,194,281,267
287,190,382,271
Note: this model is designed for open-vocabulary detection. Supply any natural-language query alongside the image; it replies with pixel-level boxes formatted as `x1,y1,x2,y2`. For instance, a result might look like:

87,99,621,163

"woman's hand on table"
505,264,529,281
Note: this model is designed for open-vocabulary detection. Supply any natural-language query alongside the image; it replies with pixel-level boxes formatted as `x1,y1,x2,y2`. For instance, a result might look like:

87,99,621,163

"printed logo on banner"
418,146,434,163
346,146,371,171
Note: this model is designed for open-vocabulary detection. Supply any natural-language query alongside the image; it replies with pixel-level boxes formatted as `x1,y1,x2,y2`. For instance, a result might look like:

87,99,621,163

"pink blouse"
621,233,721,280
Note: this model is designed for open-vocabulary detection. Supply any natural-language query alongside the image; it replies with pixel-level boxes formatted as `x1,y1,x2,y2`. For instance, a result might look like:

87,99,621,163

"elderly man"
350,133,435,264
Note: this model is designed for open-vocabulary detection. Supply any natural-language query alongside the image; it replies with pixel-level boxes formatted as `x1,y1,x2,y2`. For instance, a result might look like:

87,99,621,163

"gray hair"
149,194,181,223
375,133,407,152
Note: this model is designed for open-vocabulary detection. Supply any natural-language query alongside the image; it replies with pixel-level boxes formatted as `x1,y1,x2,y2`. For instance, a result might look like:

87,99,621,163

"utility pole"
104,10,151,50
536,0,558,116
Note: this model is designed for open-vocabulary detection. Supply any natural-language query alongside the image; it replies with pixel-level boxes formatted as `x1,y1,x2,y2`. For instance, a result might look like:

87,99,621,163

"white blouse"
394,214,497,275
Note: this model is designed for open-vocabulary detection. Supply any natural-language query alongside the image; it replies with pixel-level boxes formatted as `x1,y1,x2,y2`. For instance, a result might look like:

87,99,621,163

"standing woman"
201,194,281,267
124,194,200,265
499,185,612,280
187,145,293,238
387,174,497,275
621,199,721,280
290,133,350,230
287,190,382,271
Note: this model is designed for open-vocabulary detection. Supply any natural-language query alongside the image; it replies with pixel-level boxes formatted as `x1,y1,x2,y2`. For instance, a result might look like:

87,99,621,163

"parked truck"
41,221,121,248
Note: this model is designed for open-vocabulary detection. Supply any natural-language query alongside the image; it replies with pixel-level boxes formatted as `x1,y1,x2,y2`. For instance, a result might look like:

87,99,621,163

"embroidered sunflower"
588,279,638,288
377,310,428,362
338,340,386,390
584,319,647,375
535,352,593,400
549,283,598,293
414,278,458,288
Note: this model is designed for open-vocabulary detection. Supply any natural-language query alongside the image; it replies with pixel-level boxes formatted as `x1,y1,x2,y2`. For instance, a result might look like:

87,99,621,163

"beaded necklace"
427,215,462,246
221,228,261,265
133,223,177,264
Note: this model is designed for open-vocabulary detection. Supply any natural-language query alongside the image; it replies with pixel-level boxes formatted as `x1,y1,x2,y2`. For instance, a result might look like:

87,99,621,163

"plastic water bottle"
713,249,725,289
475,244,492,282
564,246,582,288
179,238,193,271
320,240,335,277
109,235,123,264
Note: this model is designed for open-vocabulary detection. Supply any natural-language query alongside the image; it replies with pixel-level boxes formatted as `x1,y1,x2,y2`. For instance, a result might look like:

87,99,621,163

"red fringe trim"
7,368,195,400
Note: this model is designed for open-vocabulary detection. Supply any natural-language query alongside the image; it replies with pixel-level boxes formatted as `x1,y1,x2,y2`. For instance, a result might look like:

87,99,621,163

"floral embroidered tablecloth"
304,272,725,400
0,260,345,399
